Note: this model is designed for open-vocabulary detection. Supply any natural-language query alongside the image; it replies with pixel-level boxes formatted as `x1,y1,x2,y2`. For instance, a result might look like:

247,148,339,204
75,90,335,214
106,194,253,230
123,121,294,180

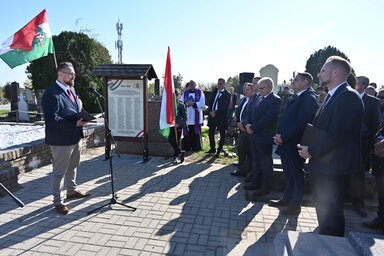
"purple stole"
183,89,202,136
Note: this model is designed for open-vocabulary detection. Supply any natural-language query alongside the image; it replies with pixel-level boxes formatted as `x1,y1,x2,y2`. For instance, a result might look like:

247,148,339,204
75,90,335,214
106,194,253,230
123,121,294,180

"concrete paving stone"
95,247,113,256
123,235,139,248
95,234,112,246
133,231,153,239
86,233,104,244
187,233,199,244
118,248,142,256
133,238,149,250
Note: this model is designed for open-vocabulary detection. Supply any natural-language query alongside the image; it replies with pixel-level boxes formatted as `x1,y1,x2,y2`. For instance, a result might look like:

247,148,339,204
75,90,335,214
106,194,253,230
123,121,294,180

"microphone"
88,87,104,99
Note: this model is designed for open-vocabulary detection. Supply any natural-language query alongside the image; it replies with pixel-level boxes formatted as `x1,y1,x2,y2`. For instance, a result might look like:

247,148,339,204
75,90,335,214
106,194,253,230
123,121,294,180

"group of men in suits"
230,55,384,237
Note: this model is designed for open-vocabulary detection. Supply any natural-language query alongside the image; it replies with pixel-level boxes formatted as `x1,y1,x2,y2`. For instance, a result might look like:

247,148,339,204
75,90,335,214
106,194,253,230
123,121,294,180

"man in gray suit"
298,56,364,236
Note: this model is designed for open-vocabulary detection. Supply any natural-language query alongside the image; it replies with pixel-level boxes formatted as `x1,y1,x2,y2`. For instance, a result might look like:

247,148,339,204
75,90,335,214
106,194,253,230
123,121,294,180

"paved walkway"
0,147,382,255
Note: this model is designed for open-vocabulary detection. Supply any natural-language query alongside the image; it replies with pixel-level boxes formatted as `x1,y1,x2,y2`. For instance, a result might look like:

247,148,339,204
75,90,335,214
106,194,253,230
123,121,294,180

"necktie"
212,91,221,111
320,94,331,111
256,96,264,107
67,89,75,104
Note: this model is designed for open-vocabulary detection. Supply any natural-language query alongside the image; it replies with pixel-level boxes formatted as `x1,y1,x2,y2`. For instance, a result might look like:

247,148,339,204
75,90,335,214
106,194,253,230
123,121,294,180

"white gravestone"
18,95,30,121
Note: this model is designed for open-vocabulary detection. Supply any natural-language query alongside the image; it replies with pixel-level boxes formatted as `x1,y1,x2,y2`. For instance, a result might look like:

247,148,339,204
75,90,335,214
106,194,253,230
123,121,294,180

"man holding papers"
298,56,364,237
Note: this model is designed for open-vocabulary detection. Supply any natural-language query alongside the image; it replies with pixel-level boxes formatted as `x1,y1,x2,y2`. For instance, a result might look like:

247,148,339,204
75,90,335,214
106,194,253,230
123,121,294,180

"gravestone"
260,64,279,93
17,95,30,121
8,82,19,119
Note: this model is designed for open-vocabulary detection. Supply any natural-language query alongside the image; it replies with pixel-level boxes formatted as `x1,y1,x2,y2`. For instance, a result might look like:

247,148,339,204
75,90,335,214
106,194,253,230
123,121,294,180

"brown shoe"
67,191,90,200
55,204,69,215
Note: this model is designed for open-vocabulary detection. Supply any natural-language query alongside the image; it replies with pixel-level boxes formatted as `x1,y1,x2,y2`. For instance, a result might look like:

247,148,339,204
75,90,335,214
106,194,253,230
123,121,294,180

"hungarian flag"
159,47,177,138
0,9,54,68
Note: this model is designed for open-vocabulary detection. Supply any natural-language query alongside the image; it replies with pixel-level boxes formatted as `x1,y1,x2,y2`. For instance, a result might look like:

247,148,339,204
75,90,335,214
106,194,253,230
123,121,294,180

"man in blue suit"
244,77,281,196
270,72,318,215
299,56,364,236
42,62,90,215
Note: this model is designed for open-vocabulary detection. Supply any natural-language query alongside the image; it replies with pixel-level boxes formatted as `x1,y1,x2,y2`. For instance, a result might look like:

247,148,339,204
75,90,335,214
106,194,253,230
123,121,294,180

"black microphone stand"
0,182,24,208
87,91,136,214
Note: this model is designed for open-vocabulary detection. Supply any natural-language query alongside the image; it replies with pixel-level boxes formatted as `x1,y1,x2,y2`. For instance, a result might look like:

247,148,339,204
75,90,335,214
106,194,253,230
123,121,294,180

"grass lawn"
184,126,238,165
0,109,10,117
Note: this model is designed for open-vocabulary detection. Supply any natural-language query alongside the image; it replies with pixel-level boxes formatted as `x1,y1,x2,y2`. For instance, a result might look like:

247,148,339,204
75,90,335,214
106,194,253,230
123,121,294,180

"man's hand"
237,122,246,132
210,111,216,118
274,134,283,145
298,144,311,159
186,100,194,107
245,124,254,134
374,139,384,158
76,118,88,127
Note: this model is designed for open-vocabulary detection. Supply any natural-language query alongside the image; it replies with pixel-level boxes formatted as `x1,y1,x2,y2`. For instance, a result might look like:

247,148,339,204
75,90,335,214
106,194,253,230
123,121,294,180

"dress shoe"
55,204,69,215
281,206,301,215
216,148,228,156
178,151,185,163
230,170,246,177
253,188,270,196
353,205,368,218
362,217,383,230
244,183,259,190
268,198,290,207
67,191,90,200
205,148,216,154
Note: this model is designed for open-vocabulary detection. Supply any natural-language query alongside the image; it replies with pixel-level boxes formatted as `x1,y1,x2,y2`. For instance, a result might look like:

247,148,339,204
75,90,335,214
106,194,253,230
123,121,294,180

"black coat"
207,88,231,130
276,88,318,158
308,83,364,176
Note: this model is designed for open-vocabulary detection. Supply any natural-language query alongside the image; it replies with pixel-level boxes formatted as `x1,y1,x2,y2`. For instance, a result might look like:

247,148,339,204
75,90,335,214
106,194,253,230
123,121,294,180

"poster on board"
107,79,144,137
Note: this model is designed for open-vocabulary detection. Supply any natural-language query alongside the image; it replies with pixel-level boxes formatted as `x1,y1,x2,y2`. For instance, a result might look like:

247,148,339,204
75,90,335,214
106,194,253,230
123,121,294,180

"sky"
1,0,384,88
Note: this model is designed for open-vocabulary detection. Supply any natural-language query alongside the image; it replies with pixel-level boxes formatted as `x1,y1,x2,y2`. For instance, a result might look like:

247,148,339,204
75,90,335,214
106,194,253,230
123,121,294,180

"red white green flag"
159,47,177,138
0,9,54,68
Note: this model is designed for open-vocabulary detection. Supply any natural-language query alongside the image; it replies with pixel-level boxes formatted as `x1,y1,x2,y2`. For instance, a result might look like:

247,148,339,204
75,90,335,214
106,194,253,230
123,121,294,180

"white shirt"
180,90,206,125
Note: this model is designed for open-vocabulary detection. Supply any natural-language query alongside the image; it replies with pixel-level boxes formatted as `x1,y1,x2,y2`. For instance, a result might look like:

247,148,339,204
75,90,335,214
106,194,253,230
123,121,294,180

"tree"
2,82,11,100
305,45,351,85
26,31,112,112
173,73,183,90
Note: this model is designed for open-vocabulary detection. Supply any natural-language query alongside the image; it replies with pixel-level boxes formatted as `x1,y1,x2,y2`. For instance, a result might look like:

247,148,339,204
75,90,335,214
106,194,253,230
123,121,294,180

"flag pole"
52,51,58,69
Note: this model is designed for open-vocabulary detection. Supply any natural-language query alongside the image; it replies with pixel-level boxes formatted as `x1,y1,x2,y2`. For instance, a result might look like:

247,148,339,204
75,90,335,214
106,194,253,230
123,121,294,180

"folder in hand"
77,110,96,121
301,123,334,165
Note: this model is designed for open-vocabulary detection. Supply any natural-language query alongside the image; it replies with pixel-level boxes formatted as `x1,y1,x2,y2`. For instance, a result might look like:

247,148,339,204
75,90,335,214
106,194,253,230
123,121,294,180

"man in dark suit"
270,72,318,215
350,76,381,217
298,56,364,236
206,78,231,155
231,82,254,177
42,62,90,215
244,77,281,196
363,123,384,233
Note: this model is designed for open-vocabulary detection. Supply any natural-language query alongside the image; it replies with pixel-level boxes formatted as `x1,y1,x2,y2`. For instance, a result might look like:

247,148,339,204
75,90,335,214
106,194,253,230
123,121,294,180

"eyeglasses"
61,71,76,77
258,86,268,90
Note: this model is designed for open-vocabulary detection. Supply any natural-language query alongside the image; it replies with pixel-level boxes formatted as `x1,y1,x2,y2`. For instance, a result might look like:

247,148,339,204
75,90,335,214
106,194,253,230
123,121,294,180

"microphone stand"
0,182,24,208
87,91,136,214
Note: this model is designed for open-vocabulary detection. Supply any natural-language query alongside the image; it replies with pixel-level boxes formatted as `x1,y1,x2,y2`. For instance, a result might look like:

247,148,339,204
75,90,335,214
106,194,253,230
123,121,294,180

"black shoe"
178,151,185,163
281,206,301,215
353,205,368,218
216,148,228,156
362,217,383,230
206,148,216,154
230,170,246,177
268,198,290,207
253,188,270,196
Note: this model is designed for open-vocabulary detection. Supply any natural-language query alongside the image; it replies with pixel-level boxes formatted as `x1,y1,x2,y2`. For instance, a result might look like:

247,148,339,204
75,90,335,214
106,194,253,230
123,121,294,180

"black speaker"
238,72,254,94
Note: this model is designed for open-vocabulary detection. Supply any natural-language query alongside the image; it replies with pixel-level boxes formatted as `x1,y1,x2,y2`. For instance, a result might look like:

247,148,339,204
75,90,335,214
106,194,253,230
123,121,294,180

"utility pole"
115,19,123,64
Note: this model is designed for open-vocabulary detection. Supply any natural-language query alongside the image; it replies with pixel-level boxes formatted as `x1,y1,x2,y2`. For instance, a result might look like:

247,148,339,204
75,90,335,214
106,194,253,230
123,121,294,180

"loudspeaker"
238,72,254,94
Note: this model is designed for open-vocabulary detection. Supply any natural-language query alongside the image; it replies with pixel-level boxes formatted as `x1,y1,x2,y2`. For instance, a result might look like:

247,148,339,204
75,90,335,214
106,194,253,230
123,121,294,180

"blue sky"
1,0,384,87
